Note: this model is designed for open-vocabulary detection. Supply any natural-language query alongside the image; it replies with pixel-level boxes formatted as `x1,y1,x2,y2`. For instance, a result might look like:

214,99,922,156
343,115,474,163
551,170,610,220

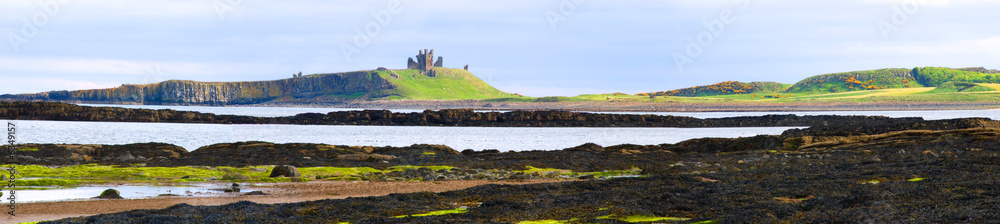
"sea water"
9,120,798,152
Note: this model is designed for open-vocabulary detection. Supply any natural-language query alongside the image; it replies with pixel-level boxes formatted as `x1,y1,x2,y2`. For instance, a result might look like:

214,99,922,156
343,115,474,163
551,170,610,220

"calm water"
80,104,1000,120
12,104,998,152
10,120,798,152
80,104,430,117
17,184,262,203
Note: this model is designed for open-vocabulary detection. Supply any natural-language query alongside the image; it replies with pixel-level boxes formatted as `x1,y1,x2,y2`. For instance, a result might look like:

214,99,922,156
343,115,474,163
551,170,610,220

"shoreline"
12,99,1000,112
1,101,986,129
32,126,1000,223
13,117,1000,223
6,179,567,224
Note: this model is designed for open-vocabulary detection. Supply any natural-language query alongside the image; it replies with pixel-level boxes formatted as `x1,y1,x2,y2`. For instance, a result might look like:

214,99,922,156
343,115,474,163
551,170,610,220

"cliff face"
4,71,395,105
3,68,509,105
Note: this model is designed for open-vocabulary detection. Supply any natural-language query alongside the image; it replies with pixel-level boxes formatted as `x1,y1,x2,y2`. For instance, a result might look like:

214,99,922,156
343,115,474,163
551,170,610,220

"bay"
17,184,262,203
10,120,798,152
79,104,1000,120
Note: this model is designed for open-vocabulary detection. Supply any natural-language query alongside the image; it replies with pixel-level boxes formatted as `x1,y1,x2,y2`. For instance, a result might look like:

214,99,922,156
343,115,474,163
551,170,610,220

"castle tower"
424,49,434,72
407,49,442,73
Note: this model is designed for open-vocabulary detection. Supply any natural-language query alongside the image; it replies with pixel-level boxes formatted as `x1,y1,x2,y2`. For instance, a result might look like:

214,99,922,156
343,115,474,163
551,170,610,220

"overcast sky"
1,0,998,96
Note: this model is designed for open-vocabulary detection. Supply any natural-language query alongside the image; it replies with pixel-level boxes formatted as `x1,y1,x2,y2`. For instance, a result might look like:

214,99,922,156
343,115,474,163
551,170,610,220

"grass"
393,208,468,218
920,81,996,94
475,88,998,103
3,164,459,187
5,164,637,189
383,165,454,172
518,166,644,178
17,178,84,187
520,166,571,175
977,83,1000,91
785,68,918,94
515,87,1000,103
374,68,513,100
487,67,1000,104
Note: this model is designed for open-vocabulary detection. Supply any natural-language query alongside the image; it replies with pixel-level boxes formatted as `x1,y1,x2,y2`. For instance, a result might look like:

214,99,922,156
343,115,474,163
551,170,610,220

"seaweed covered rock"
270,165,301,178
564,143,604,152
2,142,187,165
94,189,123,199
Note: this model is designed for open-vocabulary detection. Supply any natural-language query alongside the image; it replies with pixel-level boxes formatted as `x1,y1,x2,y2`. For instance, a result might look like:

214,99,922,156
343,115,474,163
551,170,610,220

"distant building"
407,49,443,72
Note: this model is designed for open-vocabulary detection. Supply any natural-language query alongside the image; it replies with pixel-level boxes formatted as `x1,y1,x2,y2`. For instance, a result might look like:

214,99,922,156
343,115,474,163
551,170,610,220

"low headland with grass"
2,66,999,110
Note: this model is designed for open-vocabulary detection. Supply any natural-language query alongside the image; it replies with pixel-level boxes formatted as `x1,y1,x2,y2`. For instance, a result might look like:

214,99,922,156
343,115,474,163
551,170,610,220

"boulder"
116,152,136,162
564,143,604,152
270,165,301,178
94,189,123,199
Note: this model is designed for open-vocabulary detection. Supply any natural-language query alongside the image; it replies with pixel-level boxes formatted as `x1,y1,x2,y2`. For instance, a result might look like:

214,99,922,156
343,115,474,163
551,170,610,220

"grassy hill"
372,68,511,100
642,81,786,97
912,67,1000,87
566,66,1000,103
784,67,1000,94
1,68,512,105
784,68,921,93
5,64,1000,105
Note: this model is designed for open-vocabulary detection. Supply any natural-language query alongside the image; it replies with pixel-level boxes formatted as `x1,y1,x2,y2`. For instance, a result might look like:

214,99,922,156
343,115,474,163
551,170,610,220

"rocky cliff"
1,68,506,105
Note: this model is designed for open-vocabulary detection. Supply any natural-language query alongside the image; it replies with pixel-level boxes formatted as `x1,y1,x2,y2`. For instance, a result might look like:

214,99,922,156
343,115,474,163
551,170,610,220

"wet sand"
4,179,568,223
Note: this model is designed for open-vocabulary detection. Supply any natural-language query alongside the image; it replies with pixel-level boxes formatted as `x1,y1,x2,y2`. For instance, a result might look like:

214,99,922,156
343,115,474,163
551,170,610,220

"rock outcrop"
8,102,1000,131
94,189,123,199
0,71,395,105
8,142,185,165
270,165,301,178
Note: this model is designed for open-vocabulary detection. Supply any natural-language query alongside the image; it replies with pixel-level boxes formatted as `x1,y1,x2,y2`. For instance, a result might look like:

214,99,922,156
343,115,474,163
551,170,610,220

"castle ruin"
407,49,443,72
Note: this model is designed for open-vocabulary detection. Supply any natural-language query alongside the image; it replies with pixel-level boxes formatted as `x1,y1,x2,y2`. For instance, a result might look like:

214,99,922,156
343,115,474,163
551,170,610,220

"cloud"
862,0,1000,7
0,57,216,76
2,77,115,93
1,0,998,95
491,84,627,97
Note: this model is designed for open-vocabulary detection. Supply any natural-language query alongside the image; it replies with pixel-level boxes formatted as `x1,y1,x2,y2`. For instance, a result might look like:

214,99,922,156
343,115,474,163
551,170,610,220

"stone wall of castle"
407,49,443,72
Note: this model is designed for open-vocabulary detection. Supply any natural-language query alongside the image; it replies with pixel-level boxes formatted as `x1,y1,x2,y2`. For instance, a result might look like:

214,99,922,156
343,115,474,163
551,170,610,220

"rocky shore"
9,101,1000,223
3,101,998,129
30,117,1000,223
8,115,998,170
8,99,1000,112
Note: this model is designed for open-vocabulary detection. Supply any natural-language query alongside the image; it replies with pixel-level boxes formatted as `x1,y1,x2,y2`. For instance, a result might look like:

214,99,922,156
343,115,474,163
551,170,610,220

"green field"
497,82,999,103
506,67,1000,103
373,68,515,100
370,66,1000,103
0,164,461,188
10,65,998,104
